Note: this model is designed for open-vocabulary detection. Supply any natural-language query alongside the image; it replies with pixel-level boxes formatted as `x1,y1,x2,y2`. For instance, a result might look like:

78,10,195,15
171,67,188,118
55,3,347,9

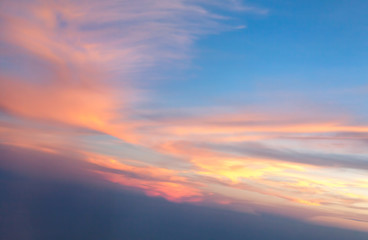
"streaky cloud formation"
1,0,368,234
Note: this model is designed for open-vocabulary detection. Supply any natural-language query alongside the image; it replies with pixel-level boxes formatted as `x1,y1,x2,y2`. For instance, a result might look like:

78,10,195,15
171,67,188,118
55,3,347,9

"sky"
1,0,368,237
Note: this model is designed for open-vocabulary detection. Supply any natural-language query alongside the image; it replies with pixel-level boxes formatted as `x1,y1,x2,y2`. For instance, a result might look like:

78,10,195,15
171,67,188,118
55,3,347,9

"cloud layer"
1,0,368,233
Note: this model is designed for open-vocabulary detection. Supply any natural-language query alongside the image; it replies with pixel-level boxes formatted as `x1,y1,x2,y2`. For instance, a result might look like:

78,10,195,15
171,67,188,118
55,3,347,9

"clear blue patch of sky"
151,0,368,110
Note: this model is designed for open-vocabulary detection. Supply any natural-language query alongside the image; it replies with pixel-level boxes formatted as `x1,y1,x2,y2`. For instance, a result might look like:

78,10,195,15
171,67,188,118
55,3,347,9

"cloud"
0,143,203,202
207,141,368,171
1,0,368,232
0,0,253,144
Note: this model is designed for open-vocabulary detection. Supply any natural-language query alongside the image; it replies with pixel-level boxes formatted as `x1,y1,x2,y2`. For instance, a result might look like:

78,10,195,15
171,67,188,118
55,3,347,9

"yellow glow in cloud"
194,157,282,183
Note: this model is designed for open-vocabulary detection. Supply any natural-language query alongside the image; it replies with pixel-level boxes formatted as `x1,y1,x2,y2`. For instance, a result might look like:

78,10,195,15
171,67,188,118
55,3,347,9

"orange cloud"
98,171,203,203
82,152,203,202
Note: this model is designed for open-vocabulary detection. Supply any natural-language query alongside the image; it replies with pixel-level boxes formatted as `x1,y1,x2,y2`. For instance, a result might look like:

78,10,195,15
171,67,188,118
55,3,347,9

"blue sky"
153,0,368,112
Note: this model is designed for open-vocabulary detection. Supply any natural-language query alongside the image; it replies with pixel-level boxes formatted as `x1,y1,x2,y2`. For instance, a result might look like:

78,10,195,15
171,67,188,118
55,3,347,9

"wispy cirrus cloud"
0,0,255,200
0,0,253,142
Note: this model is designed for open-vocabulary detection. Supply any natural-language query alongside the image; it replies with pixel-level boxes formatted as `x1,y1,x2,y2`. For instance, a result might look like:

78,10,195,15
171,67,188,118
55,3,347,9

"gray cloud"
206,142,368,171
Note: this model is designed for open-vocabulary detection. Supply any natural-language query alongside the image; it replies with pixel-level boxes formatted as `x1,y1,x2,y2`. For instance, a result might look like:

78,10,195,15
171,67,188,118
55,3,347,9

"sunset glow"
1,0,368,235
